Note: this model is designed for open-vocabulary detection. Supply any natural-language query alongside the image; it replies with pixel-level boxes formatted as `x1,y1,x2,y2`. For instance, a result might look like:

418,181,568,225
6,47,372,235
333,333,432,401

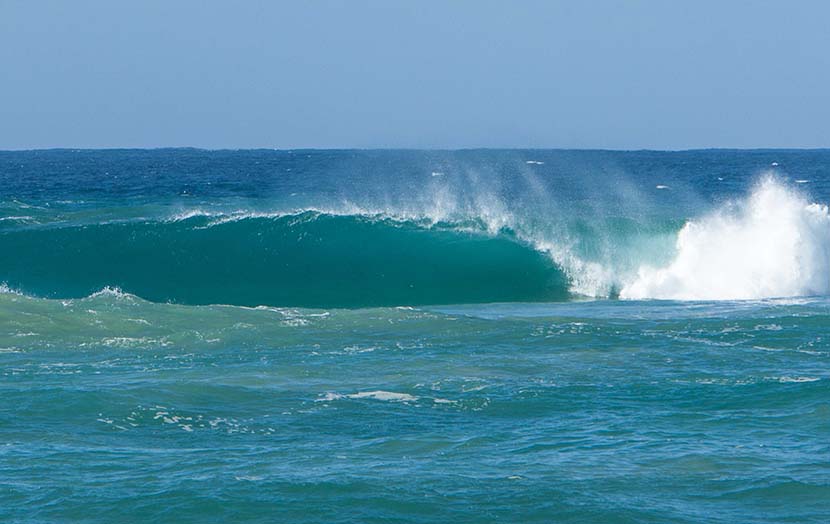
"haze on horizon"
2,1,829,151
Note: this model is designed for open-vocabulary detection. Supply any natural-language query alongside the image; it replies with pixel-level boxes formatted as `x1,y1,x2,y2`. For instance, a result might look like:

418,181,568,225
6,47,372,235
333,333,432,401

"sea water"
1,149,828,522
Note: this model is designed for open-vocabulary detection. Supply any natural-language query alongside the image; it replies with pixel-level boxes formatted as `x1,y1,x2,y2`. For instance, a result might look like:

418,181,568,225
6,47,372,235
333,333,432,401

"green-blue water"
1,149,829,522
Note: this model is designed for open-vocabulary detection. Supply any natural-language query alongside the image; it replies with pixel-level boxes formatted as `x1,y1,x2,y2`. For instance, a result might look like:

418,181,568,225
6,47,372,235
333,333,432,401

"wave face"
621,177,830,300
0,213,568,307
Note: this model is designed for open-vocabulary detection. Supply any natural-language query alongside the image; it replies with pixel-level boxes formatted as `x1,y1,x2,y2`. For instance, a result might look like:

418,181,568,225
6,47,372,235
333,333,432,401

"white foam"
0,283,23,296
349,391,418,402
318,391,418,402
167,208,221,222
772,376,819,383
316,392,343,402
343,345,379,354
88,286,136,300
621,177,830,300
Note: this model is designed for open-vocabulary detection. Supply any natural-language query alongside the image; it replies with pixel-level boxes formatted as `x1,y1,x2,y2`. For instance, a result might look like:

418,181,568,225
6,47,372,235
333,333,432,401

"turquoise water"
1,150,829,522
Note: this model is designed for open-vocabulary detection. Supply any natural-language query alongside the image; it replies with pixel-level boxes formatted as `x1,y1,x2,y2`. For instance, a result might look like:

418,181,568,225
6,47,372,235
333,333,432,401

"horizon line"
2,146,830,154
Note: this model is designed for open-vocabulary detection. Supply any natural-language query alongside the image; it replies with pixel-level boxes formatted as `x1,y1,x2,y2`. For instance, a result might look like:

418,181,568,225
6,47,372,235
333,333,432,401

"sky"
2,1,829,150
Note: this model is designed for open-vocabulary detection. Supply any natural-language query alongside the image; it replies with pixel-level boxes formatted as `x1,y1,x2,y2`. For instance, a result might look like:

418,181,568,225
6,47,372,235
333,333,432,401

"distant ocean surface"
1,149,829,523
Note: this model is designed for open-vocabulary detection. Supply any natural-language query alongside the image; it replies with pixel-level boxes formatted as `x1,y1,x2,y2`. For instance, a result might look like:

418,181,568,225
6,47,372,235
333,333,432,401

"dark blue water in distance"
1,149,829,523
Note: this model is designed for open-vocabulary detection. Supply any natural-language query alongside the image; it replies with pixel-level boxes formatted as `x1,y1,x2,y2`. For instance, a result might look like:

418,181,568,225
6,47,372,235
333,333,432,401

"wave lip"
621,177,830,301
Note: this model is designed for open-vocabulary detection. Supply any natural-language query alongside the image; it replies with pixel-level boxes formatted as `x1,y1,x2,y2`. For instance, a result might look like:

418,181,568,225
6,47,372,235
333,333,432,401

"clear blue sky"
2,1,829,150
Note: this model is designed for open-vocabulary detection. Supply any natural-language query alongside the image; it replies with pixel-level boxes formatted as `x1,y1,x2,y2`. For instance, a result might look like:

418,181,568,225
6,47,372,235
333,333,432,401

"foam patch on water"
769,376,820,383
318,391,419,402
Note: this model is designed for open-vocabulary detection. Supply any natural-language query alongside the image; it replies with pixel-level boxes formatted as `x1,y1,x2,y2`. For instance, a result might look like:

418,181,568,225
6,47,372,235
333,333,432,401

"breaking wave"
1,175,827,306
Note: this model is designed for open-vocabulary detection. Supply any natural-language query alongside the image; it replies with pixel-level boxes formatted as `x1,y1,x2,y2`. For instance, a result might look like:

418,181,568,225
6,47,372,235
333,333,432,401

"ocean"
1,149,828,523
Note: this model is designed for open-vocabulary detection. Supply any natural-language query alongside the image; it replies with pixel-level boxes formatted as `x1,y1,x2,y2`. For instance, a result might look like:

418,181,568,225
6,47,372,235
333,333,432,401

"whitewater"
1,149,828,524
620,176,830,300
